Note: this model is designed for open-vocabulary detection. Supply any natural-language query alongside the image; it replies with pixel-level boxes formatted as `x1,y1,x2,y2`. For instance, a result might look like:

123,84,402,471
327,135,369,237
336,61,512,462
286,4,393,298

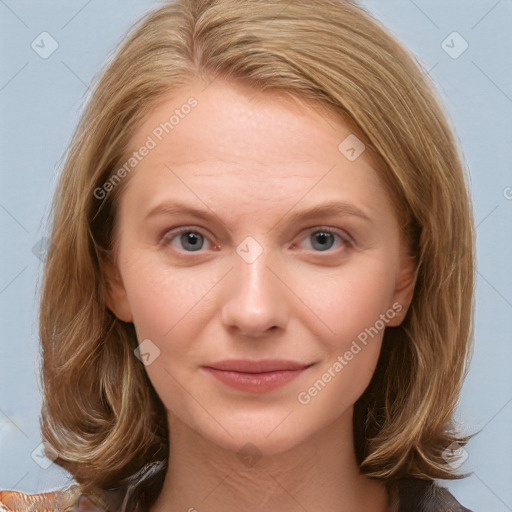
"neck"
150,407,389,512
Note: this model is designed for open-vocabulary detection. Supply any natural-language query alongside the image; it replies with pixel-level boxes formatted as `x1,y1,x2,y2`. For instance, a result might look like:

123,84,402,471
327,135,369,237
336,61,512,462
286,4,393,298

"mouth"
202,359,314,393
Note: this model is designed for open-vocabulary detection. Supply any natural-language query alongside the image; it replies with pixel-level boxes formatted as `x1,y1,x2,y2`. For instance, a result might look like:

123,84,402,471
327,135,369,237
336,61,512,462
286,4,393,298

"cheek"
296,341,381,430
291,261,395,408
296,260,397,349
122,257,215,342
121,259,216,410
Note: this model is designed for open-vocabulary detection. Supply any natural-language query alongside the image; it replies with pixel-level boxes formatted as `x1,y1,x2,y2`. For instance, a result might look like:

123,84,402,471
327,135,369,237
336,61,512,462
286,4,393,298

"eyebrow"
144,199,373,225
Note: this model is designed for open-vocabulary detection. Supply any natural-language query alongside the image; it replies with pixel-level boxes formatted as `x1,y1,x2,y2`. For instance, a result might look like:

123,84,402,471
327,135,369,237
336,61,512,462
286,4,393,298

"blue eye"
300,229,351,252
162,227,351,253
309,231,337,251
163,228,211,252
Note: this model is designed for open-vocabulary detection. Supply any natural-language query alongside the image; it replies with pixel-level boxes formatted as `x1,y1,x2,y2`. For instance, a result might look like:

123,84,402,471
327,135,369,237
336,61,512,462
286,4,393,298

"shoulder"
390,477,475,512
0,486,80,511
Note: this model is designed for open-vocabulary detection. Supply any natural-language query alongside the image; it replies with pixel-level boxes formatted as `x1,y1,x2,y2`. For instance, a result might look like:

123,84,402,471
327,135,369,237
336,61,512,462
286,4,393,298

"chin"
214,429,306,459
190,408,318,458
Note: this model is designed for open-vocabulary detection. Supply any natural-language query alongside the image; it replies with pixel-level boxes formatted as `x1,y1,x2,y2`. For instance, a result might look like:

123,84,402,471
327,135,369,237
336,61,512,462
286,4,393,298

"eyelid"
302,225,353,244
161,225,354,252
293,226,353,252
161,225,217,250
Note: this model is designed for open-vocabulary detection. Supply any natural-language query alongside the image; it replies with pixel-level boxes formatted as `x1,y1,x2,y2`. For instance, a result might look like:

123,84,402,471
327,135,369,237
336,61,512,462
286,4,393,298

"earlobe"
102,258,133,323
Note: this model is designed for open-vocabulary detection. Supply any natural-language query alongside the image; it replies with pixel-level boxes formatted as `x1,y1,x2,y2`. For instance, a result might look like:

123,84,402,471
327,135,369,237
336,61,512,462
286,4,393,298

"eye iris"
312,231,334,251
181,232,203,251
174,230,338,252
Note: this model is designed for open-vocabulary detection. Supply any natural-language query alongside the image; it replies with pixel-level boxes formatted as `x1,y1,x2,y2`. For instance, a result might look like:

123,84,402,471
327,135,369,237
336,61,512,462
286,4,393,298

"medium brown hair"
39,0,475,501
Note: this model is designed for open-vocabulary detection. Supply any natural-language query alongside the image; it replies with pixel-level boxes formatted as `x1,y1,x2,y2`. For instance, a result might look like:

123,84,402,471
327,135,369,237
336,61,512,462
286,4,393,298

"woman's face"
105,78,416,456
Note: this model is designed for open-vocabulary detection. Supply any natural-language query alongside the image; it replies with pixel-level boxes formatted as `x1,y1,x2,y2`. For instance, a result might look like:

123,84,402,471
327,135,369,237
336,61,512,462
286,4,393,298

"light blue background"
1,1,511,510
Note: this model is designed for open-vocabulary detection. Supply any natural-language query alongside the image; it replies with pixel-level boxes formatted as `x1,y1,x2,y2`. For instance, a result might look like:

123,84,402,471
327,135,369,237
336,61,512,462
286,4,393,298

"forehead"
119,78,389,219
131,79,377,166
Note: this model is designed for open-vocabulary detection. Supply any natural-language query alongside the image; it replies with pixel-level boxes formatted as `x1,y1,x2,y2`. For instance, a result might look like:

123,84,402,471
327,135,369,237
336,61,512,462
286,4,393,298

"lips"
202,359,314,393
203,359,311,373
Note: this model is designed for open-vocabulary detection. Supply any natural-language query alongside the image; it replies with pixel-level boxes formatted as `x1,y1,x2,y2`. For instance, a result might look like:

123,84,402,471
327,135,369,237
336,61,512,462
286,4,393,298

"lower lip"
202,367,308,393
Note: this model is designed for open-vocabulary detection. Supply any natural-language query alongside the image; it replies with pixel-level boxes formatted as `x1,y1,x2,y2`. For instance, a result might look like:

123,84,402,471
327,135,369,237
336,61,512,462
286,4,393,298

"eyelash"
160,226,354,254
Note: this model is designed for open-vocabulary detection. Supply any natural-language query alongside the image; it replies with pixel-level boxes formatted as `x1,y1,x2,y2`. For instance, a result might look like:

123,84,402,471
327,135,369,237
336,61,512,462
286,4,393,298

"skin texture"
105,78,417,512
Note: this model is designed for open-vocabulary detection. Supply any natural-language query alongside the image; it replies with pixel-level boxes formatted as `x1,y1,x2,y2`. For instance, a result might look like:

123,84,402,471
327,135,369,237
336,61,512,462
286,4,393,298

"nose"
220,243,289,338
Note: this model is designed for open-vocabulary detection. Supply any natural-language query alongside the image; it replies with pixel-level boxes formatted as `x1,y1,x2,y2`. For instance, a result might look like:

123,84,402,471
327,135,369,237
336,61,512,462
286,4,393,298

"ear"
387,245,418,327
101,256,133,323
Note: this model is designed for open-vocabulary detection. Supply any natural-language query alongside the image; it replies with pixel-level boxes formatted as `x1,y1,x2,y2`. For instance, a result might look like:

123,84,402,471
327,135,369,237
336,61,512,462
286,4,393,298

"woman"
0,0,476,510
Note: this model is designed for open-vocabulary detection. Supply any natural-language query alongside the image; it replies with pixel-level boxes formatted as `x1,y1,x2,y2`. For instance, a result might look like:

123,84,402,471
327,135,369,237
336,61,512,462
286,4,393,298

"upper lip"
203,359,312,373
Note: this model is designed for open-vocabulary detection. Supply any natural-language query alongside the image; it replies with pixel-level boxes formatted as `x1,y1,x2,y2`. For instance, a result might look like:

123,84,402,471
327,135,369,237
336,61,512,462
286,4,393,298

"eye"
295,227,352,253
161,226,353,254
162,227,214,252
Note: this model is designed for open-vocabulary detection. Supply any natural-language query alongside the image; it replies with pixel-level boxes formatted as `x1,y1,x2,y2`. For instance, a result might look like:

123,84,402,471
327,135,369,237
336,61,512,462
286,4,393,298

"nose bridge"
221,235,288,335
